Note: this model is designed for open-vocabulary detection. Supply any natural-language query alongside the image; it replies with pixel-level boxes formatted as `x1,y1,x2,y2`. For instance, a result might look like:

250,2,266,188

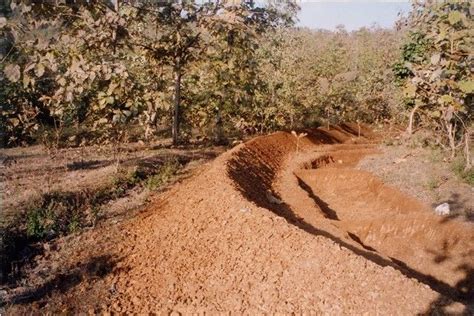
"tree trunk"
172,66,182,145
445,120,456,159
464,129,472,170
214,107,225,145
406,104,419,136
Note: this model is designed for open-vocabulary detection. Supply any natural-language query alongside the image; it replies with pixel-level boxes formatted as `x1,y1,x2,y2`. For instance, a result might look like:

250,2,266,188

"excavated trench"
228,124,474,303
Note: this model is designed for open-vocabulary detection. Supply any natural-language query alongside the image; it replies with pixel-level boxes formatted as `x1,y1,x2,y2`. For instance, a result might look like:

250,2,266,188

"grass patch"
0,157,184,284
428,148,443,163
144,159,181,190
451,157,474,186
425,177,440,191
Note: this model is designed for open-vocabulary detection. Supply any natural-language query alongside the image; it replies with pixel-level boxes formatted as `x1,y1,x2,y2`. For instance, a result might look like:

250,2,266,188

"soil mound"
6,125,472,314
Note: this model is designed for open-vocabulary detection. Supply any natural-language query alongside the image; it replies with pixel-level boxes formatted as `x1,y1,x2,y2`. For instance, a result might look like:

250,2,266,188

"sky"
296,1,412,31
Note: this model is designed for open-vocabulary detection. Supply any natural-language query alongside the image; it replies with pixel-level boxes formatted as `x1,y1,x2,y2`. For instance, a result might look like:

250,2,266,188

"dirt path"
4,125,473,314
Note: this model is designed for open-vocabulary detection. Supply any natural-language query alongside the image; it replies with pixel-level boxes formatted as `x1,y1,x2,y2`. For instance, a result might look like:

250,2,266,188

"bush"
452,157,474,186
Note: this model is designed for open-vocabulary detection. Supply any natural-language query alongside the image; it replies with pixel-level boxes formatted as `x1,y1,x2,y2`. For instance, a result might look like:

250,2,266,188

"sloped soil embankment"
4,124,472,314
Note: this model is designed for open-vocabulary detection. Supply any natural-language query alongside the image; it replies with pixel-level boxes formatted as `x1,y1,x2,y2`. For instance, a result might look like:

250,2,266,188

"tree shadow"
303,154,336,169
66,159,113,171
423,259,474,314
122,149,221,170
303,128,343,145
433,193,474,223
3,255,119,306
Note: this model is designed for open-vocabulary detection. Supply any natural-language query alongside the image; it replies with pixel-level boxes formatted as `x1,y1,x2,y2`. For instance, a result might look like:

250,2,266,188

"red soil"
6,124,473,314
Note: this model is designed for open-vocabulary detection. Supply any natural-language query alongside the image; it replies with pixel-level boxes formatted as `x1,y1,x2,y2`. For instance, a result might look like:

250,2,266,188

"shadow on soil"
423,256,474,313
227,133,473,307
295,177,339,220
1,149,221,290
3,255,119,306
433,192,474,223
66,159,112,171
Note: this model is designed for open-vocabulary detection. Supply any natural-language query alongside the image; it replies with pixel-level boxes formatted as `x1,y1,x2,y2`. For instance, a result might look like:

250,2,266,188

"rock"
265,190,283,205
434,203,450,216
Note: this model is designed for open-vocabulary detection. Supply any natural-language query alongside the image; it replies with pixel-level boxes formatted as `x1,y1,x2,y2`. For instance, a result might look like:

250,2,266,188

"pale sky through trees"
297,1,412,31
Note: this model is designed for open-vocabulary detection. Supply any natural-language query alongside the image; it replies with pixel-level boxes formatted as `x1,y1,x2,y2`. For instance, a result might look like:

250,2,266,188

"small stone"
434,203,450,216
266,190,283,204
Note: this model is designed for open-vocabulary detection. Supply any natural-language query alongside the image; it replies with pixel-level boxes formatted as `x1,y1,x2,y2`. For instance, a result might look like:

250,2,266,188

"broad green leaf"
458,80,474,94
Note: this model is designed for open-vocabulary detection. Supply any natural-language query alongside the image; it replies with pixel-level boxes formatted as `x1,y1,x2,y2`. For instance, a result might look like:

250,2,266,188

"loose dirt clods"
2,124,473,314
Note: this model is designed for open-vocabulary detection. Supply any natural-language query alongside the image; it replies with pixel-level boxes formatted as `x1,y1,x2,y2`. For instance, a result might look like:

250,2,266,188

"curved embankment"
7,125,473,314
229,125,474,304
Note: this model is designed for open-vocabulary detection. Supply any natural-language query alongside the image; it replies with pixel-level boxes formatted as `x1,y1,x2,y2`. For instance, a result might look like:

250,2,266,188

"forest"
1,1,471,166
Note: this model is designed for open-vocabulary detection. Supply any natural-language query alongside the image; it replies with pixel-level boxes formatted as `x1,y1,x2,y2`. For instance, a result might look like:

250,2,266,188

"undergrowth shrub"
145,159,181,190
0,157,185,284
452,157,474,186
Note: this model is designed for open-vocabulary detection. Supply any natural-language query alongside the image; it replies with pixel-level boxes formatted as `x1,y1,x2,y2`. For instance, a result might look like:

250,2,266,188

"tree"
127,0,298,144
394,1,473,168
2,0,300,146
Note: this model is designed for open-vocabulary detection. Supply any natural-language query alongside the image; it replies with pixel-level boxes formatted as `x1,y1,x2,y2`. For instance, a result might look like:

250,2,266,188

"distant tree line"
1,0,472,168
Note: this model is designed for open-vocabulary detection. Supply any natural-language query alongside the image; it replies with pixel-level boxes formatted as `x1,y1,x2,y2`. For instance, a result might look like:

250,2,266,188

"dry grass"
357,143,474,222
0,140,226,284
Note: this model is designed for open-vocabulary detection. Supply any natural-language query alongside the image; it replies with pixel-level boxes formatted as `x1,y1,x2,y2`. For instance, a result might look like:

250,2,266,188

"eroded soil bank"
3,124,473,314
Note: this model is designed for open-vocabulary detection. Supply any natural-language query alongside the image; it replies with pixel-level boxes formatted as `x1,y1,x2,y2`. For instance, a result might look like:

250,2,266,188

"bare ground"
0,140,225,224
357,143,474,221
1,125,473,314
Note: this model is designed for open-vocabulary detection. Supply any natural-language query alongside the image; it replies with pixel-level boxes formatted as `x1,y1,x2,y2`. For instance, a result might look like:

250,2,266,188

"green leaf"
458,80,474,94
448,11,462,25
